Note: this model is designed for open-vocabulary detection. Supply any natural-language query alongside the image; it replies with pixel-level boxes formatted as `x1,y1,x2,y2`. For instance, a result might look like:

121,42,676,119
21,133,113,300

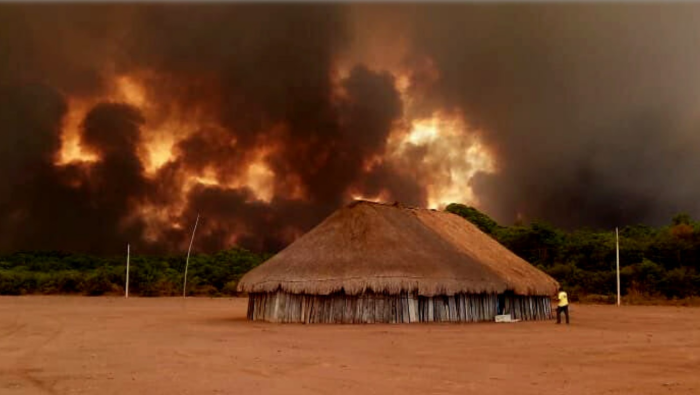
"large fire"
56,56,497,241
57,75,181,174
57,97,100,165
387,111,495,209
332,44,496,209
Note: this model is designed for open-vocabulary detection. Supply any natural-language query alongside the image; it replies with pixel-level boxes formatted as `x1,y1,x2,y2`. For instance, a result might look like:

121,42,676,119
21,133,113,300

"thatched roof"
238,201,559,297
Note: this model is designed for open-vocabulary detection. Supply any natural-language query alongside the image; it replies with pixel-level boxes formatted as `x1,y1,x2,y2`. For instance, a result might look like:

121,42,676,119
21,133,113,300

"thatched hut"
237,201,559,323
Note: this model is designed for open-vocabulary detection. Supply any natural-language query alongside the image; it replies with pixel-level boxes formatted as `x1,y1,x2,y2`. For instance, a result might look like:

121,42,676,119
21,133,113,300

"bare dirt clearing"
1,296,698,395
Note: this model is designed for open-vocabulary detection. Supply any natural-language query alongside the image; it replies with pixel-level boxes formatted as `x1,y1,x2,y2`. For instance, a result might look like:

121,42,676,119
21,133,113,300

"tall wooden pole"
616,227,620,306
183,214,200,298
125,244,130,298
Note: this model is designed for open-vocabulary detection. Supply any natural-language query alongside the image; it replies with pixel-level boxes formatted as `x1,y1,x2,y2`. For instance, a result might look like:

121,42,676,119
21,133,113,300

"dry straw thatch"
238,201,559,297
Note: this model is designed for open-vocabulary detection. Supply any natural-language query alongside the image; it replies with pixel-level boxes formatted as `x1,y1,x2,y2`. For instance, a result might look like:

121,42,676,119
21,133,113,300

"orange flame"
383,110,495,209
56,96,100,165
334,54,497,209
58,53,497,241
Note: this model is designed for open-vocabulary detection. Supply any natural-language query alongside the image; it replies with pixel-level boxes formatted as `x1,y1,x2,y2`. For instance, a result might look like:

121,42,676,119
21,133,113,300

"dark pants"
556,305,569,324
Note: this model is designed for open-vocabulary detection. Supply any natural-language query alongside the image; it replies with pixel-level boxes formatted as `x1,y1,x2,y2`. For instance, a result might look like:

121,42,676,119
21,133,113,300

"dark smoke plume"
2,3,700,254
0,4,417,254
398,4,700,228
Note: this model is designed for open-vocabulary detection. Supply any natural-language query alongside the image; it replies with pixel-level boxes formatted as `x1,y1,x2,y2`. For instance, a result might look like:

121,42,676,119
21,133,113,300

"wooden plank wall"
417,293,498,322
247,292,553,323
502,295,553,321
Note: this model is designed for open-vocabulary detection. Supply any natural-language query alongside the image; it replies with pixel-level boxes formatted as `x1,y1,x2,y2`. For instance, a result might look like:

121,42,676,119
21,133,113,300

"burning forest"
3,3,700,254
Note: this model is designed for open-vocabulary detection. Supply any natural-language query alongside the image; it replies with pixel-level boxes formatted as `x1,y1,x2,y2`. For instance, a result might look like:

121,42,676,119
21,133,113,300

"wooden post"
616,227,621,306
183,214,200,298
125,244,130,298
408,293,417,323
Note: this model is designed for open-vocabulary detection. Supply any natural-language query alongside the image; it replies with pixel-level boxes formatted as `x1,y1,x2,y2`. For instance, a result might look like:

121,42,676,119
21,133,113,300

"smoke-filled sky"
2,3,700,254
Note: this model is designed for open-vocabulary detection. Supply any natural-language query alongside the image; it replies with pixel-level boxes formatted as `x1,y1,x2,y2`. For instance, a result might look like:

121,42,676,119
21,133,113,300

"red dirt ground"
1,296,698,395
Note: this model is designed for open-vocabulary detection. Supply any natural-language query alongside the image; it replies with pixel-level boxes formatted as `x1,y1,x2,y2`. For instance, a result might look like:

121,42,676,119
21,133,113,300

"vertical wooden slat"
246,291,554,323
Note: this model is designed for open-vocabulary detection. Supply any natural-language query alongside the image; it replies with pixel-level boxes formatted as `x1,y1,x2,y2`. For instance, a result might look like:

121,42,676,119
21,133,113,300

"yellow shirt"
558,291,568,307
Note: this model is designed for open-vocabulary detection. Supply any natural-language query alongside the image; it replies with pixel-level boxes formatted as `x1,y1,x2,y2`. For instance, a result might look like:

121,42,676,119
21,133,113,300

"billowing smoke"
2,4,700,254
398,4,700,228
0,4,417,254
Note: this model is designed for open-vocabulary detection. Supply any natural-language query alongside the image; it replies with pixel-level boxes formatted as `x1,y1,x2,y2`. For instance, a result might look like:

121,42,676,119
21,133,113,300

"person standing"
556,287,569,325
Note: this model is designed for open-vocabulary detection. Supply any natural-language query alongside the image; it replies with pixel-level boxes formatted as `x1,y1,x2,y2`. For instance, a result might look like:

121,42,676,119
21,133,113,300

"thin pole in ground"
183,214,200,298
616,227,620,306
126,244,130,298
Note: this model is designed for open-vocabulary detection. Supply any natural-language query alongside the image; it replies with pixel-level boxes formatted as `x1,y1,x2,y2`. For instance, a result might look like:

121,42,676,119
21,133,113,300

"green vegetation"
0,248,270,297
446,204,700,301
1,205,699,301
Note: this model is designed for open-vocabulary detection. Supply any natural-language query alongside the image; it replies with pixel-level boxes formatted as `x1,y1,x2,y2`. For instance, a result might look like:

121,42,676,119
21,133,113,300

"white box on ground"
495,314,520,323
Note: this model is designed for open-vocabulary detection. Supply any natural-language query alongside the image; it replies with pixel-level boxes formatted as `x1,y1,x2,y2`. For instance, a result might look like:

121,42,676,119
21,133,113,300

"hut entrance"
498,291,515,315
497,294,505,315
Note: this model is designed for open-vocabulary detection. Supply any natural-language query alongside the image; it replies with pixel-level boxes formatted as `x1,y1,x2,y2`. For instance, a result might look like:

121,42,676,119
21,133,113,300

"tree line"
1,204,699,301
446,203,700,302
0,248,270,297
